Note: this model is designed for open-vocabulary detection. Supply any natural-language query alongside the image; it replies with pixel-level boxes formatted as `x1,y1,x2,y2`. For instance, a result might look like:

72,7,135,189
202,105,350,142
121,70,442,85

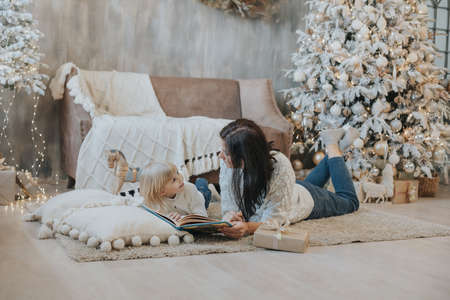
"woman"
218,119,360,239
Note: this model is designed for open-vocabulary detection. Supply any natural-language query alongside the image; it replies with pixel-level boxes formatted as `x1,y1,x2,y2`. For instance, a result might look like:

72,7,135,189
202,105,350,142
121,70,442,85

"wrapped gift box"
253,226,309,253
391,179,419,204
0,166,16,205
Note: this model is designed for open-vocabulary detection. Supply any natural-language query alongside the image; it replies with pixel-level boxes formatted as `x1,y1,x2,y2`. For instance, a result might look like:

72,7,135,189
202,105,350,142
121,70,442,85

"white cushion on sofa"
61,205,180,243
80,70,166,117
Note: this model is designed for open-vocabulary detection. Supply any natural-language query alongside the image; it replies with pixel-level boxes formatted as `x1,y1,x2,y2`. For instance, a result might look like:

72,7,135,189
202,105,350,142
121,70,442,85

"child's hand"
168,212,182,222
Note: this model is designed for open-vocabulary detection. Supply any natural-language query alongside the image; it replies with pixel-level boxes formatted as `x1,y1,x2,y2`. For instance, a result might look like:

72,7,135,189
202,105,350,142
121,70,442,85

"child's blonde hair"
139,161,178,207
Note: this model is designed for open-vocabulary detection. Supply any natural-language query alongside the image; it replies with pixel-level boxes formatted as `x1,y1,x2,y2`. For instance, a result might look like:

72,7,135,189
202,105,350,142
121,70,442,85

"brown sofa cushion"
151,76,241,120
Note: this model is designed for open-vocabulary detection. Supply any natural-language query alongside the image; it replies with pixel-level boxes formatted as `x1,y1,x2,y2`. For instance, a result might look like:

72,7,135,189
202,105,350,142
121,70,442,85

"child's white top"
220,151,314,226
148,182,208,217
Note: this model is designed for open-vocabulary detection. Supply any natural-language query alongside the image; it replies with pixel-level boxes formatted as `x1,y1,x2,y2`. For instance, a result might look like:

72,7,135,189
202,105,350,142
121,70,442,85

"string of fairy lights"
0,89,17,168
1,0,54,212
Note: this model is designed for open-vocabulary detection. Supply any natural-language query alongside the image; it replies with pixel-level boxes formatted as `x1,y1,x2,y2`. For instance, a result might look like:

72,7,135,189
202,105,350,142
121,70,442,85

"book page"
177,214,222,226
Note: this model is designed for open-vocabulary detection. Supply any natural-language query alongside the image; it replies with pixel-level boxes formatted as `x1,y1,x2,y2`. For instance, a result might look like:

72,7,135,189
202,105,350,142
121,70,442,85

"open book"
140,204,232,233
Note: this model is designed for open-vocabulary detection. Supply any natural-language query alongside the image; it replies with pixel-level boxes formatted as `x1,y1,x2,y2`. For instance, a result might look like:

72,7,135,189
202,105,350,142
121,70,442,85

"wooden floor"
1,186,450,300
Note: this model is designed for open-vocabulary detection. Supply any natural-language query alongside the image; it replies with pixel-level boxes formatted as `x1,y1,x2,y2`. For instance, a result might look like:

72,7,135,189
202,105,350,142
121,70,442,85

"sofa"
61,69,293,187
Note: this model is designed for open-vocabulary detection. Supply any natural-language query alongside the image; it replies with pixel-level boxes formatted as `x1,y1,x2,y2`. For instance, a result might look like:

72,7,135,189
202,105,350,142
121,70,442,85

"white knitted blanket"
49,63,231,193
76,115,230,192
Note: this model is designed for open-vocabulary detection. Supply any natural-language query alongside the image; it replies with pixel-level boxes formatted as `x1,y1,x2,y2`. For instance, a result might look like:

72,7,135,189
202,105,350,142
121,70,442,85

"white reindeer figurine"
361,164,394,204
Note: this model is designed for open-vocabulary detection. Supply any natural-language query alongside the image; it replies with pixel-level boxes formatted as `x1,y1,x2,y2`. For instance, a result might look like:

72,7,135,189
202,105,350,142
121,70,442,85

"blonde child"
139,161,208,221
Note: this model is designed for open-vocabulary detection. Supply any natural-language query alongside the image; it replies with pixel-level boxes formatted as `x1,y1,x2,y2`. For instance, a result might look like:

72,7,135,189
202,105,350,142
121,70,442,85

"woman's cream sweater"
220,151,314,226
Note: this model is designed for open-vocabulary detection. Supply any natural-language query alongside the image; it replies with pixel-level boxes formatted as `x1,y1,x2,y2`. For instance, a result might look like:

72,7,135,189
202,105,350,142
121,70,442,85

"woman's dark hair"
220,119,275,221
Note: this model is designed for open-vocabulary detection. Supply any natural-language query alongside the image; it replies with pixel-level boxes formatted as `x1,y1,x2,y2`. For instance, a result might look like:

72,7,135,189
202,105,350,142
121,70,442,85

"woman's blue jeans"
195,178,212,209
297,155,359,219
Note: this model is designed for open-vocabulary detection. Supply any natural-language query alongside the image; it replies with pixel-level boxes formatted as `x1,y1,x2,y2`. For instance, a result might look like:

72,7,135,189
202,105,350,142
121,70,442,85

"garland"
199,0,281,22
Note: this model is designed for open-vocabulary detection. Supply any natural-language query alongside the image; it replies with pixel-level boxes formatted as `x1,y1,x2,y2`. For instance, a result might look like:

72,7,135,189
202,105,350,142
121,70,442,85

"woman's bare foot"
326,144,342,158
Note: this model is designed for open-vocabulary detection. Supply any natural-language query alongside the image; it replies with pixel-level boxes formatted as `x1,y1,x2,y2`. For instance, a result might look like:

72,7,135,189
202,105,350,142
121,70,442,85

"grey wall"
0,0,307,178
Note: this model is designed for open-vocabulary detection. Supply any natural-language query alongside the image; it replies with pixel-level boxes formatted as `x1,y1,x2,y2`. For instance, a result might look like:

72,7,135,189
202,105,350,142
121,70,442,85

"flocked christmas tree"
1,0,47,181
0,0,46,93
283,0,449,181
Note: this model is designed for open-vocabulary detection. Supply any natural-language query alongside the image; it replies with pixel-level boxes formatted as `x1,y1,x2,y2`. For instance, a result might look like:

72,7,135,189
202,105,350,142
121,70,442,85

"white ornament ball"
307,77,317,90
330,104,342,116
433,146,446,163
352,19,363,31
87,237,99,248
423,88,433,100
414,134,425,144
353,138,364,149
403,161,415,173
100,241,112,252
69,229,79,240
61,224,71,235
389,153,400,165
112,239,125,250
376,56,388,68
291,112,302,125
79,232,89,243
370,168,380,177
303,118,313,129
353,170,361,179
150,236,160,246
293,70,306,82
38,225,53,239
407,52,418,63
351,102,365,115
429,101,439,112
183,233,195,244
323,83,333,94
390,119,402,132
330,41,342,51
131,236,142,247
417,3,428,14
377,16,386,31
168,235,180,246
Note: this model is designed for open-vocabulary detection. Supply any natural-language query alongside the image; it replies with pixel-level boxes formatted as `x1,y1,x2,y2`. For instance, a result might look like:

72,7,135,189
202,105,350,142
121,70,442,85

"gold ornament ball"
366,147,375,156
403,128,413,139
374,140,388,156
392,166,398,177
342,107,351,117
314,101,326,113
292,159,304,171
383,102,391,113
313,151,326,165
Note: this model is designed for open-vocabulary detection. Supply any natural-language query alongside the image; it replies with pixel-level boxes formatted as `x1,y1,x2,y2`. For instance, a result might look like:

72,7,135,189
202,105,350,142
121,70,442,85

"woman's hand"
222,211,244,222
168,212,182,222
220,221,249,239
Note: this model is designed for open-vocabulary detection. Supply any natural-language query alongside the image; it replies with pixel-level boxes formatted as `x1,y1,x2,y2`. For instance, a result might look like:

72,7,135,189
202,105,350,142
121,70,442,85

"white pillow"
58,205,188,251
80,70,166,117
27,189,123,226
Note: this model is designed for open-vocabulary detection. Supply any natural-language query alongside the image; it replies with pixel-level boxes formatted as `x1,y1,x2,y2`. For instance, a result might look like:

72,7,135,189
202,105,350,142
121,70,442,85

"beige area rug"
55,203,450,262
